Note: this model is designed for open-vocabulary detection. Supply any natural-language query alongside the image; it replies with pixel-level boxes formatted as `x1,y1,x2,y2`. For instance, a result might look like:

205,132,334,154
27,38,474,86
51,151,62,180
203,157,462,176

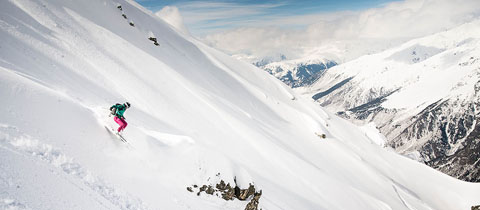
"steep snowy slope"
0,0,479,210
303,20,480,182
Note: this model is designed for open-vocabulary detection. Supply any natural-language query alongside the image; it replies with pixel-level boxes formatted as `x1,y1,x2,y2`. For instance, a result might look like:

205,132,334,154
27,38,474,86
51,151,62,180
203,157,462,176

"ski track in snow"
137,126,195,147
391,184,434,210
0,125,149,210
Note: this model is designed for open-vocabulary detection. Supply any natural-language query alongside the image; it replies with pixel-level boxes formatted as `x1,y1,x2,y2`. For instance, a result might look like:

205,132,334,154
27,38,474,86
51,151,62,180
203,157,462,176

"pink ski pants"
114,116,128,132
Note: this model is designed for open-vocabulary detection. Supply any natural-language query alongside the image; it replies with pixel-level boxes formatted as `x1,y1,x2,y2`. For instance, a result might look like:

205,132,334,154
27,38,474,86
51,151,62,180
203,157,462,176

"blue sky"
135,0,399,36
136,0,480,63
138,0,397,13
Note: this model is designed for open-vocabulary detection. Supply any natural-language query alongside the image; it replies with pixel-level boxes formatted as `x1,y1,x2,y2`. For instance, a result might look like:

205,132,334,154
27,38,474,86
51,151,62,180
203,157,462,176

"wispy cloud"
173,1,288,35
200,0,480,61
148,0,403,35
145,0,480,62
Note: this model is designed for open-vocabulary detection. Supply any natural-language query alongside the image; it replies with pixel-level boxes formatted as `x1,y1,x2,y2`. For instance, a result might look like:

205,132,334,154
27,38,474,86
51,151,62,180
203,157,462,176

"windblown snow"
0,0,479,210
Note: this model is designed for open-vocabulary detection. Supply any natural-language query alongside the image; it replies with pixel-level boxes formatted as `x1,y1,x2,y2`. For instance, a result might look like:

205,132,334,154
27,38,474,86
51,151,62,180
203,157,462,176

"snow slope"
0,0,479,209
306,20,480,112
303,19,480,182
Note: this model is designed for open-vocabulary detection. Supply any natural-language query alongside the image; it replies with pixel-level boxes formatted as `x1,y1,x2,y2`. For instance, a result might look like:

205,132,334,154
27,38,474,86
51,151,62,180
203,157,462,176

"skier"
110,102,130,134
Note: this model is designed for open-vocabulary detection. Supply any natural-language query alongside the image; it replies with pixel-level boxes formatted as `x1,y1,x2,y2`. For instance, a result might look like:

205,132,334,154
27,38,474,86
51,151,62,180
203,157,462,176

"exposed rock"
316,82,480,182
129,22,135,27
117,5,122,11
221,185,235,201
387,98,480,182
315,133,326,138
472,205,480,210
199,185,207,192
216,180,227,191
245,190,262,210
206,186,215,195
312,77,353,100
122,14,127,19
148,37,159,46
236,184,255,200
345,88,399,120
188,178,262,208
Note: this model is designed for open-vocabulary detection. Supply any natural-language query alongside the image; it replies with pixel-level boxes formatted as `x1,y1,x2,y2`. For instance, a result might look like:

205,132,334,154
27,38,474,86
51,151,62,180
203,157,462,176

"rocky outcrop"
387,98,480,182
188,178,262,210
245,191,262,210
318,83,480,182
148,37,159,46
117,4,158,46
313,77,353,101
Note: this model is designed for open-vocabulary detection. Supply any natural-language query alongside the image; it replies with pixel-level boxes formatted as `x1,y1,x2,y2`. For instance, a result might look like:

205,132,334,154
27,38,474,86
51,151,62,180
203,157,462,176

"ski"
105,126,128,144
115,133,128,143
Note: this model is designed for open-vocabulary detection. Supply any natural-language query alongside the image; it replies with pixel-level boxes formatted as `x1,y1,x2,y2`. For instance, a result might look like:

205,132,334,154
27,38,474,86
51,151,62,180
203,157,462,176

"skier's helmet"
124,102,131,108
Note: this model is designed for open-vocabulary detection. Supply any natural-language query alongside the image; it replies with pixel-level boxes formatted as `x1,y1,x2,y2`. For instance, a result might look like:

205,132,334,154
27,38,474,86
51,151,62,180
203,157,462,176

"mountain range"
0,0,479,209
256,57,337,88
301,20,480,182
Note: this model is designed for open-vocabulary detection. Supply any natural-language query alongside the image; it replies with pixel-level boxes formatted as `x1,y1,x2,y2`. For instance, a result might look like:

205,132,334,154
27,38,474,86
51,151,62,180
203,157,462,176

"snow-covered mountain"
302,20,480,182
240,39,404,89
233,53,338,88
257,57,337,88
1,0,479,210
233,53,288,68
